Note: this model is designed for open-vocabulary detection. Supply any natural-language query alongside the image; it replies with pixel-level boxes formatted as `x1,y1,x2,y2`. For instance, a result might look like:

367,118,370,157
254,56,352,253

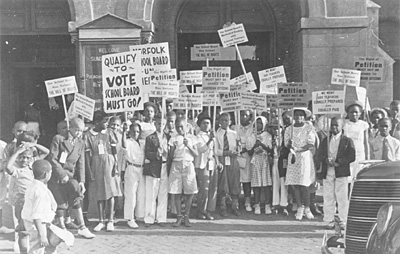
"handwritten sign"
230,72,257,92
312,90,345,115
218,23,248,48
331,68,361,86
174,94,203,110
102,51,143,113
258,66,287,94
202,67,231,92
202,92,221,106
180,70,203,85
192,44,221,60
45,76,78,98
149,81,179,98
277,83,308,108
240,92,268,111
72,93,95,121
354,56,384,82
219,91,241,113
267,95,278,108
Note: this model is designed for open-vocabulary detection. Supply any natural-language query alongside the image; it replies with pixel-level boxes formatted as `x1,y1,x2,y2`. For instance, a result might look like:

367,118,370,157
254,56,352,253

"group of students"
1,97,400,253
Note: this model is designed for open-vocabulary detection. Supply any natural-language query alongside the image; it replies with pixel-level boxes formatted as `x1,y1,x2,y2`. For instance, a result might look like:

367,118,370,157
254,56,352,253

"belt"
162,161,167,163
127,161,143,167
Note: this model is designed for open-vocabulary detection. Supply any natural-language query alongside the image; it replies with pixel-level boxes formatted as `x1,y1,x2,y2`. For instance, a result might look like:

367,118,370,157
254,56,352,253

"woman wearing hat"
284,108,316,220
343,100,370,180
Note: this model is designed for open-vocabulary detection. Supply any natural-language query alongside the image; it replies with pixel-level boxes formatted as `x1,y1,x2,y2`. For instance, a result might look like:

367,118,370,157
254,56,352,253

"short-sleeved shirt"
169,135,197,162
10,165,34,195
124,138,145,165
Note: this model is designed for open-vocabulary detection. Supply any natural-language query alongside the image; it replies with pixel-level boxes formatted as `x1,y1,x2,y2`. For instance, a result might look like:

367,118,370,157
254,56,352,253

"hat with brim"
292,107,312,119
197,114,212,127
144,101,158,111
371,107,388,118
48,224,75,247
345,100,363,113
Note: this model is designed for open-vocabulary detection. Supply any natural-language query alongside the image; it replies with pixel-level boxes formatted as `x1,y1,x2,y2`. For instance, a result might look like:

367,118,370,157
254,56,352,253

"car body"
322,161,400,254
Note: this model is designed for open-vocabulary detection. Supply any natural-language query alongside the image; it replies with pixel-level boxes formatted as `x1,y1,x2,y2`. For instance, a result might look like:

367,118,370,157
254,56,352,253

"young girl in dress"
248,116,273,215
86,111,121,232
343,101,370,180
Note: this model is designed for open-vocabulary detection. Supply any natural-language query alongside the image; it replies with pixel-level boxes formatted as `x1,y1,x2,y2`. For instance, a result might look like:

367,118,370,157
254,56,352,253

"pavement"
0,204,327,254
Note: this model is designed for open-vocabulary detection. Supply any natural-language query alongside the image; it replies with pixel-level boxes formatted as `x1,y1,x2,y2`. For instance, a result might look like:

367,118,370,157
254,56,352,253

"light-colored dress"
343,119,369,178
284,123,316,186
250,131,273,187
86,129,122,201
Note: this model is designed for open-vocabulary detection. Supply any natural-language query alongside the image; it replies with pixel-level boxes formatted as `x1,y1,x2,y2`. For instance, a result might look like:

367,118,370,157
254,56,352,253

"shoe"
295,206,304,221
93,222,105,232
220,208,228,217
282,208,289,216
339,221,346,230
78,227,95,239
66,222,80,230
311,205,323,216
245,197,252,212
127,220,139,229
204,211,214,220
304,207,314,220
292,203,298,212
173,216,183,227
326,221,335,229
254,204,261,215
106,222,114,232
0,226,14,234
265,205,272,215
232,208,241,216
197,212,206,220
184,216,192,227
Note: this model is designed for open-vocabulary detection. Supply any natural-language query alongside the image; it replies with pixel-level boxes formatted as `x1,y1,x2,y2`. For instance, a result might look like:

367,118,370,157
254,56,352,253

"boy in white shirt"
370,117,400,161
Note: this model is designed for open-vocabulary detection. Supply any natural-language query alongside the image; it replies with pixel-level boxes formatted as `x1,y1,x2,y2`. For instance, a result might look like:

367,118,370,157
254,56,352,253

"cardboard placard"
174,94,203,110
202,67,231,92
267,95,278,108
331,68,361,86
219,91,241,113
240,92,268,111
277,83,308,108
149,68,177,86
192,44,221,60
202,92,221,106
354,56,384,82
218,23,248,48
258,66,287,94
311,90,345,115
45,76,78,98
180,70,203,85
149,81,179,98
179,83,190,94
101,51,143,113
355,86,367,108
229,72,257,92
72,93,95,121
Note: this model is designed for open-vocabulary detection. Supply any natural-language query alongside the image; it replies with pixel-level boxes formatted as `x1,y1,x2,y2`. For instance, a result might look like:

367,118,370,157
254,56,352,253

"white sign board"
354,56,384,82
72,93,95,121
311,90,345,115
45,76,78,98
277,83,308,108
240,92,268,111
179,83,190,94
202,92,221,106
202,67,231,92
355,87,367,108
192,44,221,60
180,70,203,85
219,91,241,113
102,51,143,113
149,68,177,86
218,23,248,48
267,95,278,108
174,94,203,110
331,68,361,86
149,81,179,98
230,72,257,92
258,66,287,94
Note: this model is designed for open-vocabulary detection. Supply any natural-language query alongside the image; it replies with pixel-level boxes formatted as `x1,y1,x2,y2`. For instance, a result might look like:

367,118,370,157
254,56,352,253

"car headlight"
376,203,393,237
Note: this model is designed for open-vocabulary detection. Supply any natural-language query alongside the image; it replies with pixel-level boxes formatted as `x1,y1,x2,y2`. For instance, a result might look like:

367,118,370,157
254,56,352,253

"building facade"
0,0,399,142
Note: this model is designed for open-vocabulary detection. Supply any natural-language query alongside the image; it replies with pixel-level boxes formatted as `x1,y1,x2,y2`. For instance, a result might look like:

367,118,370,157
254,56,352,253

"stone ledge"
297,17,370,31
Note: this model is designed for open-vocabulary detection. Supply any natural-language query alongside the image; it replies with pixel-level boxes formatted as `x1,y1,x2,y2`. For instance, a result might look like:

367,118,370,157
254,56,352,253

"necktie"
382,137,389,161
223,130,229,151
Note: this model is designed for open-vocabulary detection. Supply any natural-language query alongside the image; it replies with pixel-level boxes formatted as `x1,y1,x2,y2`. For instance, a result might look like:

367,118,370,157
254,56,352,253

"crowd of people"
1,96,400,253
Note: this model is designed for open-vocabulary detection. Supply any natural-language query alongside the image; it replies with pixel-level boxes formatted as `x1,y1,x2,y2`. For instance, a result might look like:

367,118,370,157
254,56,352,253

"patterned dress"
284,123,316,186
250,131,273,187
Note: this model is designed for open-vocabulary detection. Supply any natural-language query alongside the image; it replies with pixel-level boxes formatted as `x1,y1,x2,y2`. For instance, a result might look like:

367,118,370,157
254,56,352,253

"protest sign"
192,44,221,61
202,67,231,92
202,92,221,106
149,81,179,98
229,72,257,92
355,86,367,108
149,68,177,86
218,23,248,48
267,95,278,108
219,91,241,113
174,94,202,110
240,92,268,111
72,93,95,121
354,56,384,82
102,51,143,113
331,68,361,86
311,90,345,115
258,66,287,94
277,83,308,108
45,76,78,98
179,83,190,94
180,70,203,85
